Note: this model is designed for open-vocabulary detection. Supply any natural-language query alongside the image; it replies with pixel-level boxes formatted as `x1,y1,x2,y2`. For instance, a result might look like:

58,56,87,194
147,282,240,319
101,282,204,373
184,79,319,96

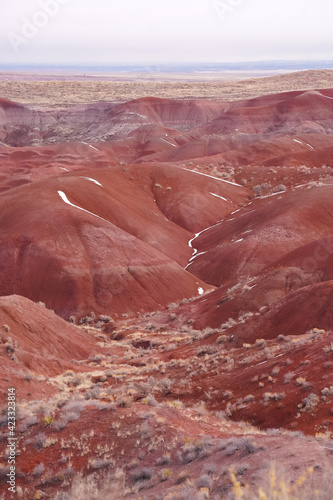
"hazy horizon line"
1,60,333,73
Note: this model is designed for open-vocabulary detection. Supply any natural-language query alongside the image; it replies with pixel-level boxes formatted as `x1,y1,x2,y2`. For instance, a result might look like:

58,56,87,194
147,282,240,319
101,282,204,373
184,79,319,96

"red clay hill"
1,84,333,499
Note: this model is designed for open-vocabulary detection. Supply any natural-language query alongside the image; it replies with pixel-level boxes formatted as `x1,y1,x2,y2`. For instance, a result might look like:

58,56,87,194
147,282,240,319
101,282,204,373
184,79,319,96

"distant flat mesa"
0,69,333,107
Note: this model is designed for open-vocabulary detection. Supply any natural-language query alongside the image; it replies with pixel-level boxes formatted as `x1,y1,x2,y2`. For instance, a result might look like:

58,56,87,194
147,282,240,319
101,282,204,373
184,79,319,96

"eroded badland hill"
1,71,333,499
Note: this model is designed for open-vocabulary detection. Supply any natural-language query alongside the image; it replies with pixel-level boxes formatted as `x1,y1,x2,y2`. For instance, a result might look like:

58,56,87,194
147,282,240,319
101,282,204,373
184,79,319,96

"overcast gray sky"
2,0,333,66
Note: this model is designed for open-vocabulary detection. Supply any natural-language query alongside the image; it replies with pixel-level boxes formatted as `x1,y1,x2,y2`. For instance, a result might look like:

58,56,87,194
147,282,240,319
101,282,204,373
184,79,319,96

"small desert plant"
175,470,190,485
197,474,213,490
156,453,171,465
284,372,295,384
33,463,45,477
221,318,237,331
53,470,125,499
160,468,172,482
217,335,229,344
272,183,286,193
98,315,113,323
116,396,132,408
228,462,319,499
299,393,320,412
79,312,95,325
144,394,158,407
323,343,333,354
42,415,54,427
204,463,217,475
263,392,285,403
0,465,11,482
321,386,333,397
130,467,154,483
295,377,311,389
140,421,152,441
89,459,112,470
34,433,46,449
18,415,39,432
85,386,101,400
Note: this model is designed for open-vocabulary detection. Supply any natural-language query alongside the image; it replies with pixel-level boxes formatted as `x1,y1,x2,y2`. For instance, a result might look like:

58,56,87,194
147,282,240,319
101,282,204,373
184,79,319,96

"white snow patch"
126,112,148,119
185,221,223,269
235,238,244,243
187,251,207,264
58,191,109,224
242,209,255,216
320,93,333,101
185,199,254,270
179,167,242,187
82,141,99,151
198,287,204,295
80,176,103,187
188,225,218,250
60,167,69,171
161,137,177,147
210,192,227,202
293,139,314,150
258,191,287,200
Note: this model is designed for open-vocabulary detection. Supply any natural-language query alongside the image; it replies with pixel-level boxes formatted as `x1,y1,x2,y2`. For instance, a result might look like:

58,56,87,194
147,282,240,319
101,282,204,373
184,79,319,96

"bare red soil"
1,80,333,499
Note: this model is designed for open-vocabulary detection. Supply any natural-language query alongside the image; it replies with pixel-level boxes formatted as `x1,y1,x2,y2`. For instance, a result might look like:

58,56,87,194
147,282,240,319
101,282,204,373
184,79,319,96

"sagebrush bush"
197,473,213,490
228,461,333,500
89,458,112,470
32,463,45,477
54,470,125,499
130,467,154,483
